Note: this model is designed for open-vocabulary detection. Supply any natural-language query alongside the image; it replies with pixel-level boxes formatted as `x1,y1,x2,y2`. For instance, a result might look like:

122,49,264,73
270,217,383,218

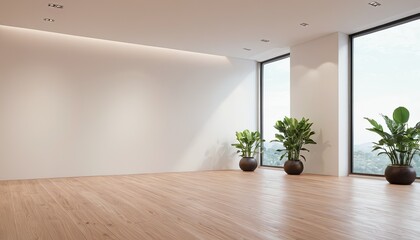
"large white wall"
0,25,257,180
290,32,349,176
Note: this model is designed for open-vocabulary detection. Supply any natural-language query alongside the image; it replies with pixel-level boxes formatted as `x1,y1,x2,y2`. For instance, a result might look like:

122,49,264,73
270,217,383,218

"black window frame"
259,53,290,168
350,13,420,177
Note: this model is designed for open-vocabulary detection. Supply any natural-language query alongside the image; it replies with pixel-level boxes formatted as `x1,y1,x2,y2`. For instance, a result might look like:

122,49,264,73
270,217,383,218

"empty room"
1,1,420,239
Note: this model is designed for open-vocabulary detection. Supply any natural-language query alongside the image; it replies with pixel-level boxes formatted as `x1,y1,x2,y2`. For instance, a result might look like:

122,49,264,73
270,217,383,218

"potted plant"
231,130,264,171
271,117,316,175
365,106,419,185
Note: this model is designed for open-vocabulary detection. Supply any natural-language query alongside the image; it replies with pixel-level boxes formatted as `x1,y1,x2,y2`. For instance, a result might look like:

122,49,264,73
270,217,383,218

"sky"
262,57,290,142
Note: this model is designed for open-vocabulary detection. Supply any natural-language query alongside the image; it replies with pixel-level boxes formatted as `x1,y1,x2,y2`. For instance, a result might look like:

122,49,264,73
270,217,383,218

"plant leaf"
393,106,410,124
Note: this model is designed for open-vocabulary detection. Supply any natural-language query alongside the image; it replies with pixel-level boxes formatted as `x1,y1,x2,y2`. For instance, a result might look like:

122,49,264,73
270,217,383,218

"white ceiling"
1,0,420,61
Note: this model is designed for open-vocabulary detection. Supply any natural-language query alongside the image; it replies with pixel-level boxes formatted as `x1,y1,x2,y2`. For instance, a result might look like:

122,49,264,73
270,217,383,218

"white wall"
290,32,349,176
0,25,257,180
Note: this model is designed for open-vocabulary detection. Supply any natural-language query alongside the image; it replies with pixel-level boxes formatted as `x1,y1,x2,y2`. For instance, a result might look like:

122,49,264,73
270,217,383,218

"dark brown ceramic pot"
239,157,258,171
284,160,304,175
385,165,416,185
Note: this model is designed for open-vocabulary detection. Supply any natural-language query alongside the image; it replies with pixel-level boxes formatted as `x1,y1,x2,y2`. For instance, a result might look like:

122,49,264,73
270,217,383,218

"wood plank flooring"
0,169,419,240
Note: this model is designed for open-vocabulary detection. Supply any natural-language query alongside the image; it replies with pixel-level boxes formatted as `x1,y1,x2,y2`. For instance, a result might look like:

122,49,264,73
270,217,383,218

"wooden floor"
0,169,419,240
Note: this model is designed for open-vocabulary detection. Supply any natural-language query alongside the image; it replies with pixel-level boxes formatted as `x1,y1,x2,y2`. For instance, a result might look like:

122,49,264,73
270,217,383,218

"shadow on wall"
201,141,237,170
304,130,331,174
165,65,257,172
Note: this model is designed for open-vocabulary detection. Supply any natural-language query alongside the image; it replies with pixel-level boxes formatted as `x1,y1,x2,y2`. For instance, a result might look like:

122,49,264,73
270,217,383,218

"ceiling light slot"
368,1,381,7
300,23,309,27
43,18,55,22
48,3,64,9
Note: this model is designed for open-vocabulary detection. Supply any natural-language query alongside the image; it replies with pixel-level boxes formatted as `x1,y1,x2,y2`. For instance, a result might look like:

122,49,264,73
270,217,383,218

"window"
351,15,420,176
260,55,290,167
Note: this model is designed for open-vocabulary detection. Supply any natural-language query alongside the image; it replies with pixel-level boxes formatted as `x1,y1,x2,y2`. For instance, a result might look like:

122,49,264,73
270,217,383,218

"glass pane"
262,57,290,167
353,18,420,175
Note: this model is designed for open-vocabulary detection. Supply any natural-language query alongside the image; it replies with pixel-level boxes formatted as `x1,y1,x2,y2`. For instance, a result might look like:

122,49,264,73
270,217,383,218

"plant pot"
284,160,304,175
239,157,258,171
385,165,416,185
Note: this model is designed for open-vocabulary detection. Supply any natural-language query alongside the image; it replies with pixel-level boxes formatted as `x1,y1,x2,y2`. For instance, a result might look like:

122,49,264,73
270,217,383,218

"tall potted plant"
231,130,264,171
272,117,316,175
365,106,419,185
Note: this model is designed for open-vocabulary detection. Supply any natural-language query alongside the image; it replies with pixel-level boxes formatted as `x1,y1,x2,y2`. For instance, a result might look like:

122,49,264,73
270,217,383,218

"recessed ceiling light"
243,48,252,51
300,23,309,27
368,1,381,7
261,39,270,43
48,3,64,9
43,18,55,22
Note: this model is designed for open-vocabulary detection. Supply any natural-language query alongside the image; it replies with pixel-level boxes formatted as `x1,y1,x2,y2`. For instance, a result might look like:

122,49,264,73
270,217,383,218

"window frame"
259,53,290,168
350,13,420,177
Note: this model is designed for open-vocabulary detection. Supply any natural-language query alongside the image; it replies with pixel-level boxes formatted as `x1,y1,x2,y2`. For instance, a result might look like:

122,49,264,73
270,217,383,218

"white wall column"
290,32,349,176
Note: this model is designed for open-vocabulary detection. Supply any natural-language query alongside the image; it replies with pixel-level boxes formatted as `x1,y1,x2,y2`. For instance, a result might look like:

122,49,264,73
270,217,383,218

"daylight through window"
352,16,420,176
261,55,290,167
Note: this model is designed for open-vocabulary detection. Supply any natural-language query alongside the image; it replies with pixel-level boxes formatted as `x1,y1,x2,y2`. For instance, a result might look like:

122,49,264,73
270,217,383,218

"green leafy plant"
365,106,420,166
271,117,316,161
231,130,264,157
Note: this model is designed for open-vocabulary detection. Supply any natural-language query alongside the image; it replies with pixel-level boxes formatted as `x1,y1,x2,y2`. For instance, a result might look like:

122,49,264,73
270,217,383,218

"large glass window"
261,55,290,167
352,16,420,176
